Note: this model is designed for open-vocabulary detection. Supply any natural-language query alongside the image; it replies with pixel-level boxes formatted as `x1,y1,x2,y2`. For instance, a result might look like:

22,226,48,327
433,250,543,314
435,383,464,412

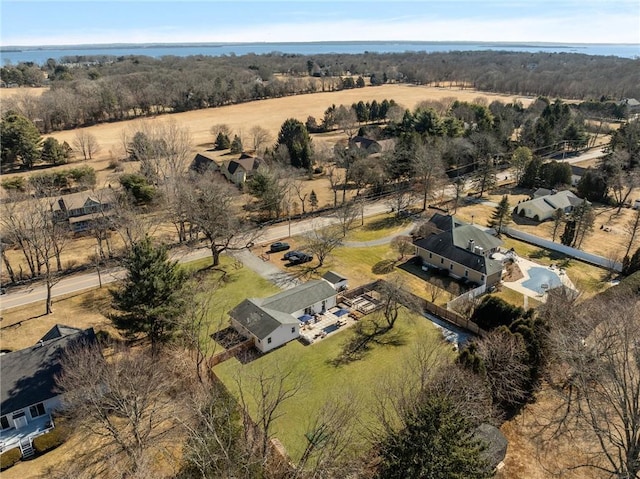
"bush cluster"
0,448,21,470
33,425,69,454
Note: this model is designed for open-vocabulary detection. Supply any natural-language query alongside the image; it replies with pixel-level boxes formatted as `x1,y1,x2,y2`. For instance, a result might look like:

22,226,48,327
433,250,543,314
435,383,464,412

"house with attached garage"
222,153,262,186
514,189,588,222
0,325,97,458
413,214,503,288
229,280,337,353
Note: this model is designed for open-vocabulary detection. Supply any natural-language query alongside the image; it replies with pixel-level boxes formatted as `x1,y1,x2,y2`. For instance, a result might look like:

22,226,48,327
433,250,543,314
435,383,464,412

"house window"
465,270,469,277
267,337,272,344
429,252,432,258
440,258,444,264
29,403,46,418
481,275,485,281
291,327,295,334
0,416,9,430
450,263,454,270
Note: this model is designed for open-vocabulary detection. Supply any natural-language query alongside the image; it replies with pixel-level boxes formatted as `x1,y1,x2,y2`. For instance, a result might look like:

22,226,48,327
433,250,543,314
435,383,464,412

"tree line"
1,50,637,132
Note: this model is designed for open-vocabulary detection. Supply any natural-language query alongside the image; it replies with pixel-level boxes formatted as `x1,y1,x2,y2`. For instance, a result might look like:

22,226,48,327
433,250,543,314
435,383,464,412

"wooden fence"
209,338,254,366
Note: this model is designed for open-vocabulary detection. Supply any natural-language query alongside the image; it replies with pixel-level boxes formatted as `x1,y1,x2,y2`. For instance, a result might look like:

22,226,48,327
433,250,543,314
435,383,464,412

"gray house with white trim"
0,325,96,457
229,280,337,353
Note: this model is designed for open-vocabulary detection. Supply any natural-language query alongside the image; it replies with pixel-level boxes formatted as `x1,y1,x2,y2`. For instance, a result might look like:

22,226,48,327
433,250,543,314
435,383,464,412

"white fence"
447,283,487,312
504,227,622,273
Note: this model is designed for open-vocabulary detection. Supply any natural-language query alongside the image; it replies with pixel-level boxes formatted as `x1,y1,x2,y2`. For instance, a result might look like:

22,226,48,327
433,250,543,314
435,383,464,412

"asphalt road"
0,146,607,312
0,199,392,311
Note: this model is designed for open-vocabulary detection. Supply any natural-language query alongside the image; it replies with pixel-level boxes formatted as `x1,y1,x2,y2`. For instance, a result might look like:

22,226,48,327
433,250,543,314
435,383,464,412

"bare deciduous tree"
545,291,640,479
73,130,100,161
57,345,186,475
623,207,640,258
302,223,344,268
333,201,360,237
412,141,446,211
249,125,271,153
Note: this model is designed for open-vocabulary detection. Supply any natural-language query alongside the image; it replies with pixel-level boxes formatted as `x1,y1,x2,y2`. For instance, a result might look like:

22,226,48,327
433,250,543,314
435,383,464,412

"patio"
0,414,54,454
298,304,358,344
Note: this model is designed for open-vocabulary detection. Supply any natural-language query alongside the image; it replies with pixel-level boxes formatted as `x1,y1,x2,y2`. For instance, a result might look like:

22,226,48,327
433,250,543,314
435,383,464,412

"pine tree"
230,135,243,154
309,190,318,211
111,237,187,352
377,394,492,479
214,132,231,150
487,195,511,236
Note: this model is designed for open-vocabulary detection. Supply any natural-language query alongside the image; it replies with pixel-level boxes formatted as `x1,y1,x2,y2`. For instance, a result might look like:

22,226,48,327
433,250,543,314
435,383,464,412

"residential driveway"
227,249,301,290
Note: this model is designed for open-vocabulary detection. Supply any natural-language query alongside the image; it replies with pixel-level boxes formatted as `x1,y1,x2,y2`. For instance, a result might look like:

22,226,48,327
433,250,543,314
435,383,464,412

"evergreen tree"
0,112,42,169
111,237,187,352
214,132,231,150
377,394,491,479
41,137,70,165
276,118,313,170
230,134,243,154
560,220,576,246
309,190,318,210
488,195,512,235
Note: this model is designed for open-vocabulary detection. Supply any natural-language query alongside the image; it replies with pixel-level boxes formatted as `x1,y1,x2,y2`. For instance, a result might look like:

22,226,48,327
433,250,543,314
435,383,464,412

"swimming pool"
521,267,563,294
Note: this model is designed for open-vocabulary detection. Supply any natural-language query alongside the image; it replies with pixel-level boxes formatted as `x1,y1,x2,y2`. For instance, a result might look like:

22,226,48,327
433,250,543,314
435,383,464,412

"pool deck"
502,255,576,302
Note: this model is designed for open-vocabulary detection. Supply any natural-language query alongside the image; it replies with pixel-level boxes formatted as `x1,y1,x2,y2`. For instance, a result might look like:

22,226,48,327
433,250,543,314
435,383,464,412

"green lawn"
214,309,454,461
185,255,281,345
344,213,413,243
492,286,542,309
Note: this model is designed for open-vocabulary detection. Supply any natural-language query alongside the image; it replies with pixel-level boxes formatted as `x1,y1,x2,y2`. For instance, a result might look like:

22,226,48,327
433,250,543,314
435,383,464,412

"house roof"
227,155,261,175
322,271,347,284
351,136,380,151
519,190,587,218
229,280,337,339
52,189,114,213
0,325,97,414
414,214,503,277
190,152,220,173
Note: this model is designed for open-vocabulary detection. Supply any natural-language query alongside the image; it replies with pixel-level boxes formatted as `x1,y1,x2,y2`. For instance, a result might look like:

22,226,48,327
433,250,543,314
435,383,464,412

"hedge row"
0,448,21,470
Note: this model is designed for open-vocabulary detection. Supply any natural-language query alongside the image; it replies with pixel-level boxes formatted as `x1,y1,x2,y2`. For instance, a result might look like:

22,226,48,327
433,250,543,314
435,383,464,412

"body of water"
1,41,638,65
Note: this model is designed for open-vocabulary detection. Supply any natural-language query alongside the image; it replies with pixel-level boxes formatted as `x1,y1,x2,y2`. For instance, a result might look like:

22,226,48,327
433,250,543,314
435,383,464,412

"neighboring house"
619,98,640,115
514,190,588,222
52,189,115,233
222,153,262,186
0,325,97,457
229,280,337,353
349,136,394,156
322,271,348,291
570,165,587,187
413,214,503,287
190,151,221,174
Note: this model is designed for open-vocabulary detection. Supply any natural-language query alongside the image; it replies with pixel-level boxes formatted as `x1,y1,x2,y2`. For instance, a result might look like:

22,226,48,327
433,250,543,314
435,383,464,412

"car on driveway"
283,250,302,260
288,253,313,265
269,241,290,253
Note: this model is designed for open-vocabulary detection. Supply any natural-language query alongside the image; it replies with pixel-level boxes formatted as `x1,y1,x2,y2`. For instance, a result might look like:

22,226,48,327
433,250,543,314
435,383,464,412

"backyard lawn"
214,308,454,462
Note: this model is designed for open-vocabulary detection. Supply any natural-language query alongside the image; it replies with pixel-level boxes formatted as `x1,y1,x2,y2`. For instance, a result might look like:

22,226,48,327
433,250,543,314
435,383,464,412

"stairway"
19,438,34,458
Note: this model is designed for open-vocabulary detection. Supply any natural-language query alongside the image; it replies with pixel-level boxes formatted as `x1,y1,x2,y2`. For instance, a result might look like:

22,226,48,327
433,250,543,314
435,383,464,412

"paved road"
0,199,392,311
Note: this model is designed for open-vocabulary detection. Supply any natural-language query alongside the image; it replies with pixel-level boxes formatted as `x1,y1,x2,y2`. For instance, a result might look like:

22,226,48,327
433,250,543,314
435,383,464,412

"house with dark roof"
0,325,97,457
514,190,588,222
52,189,115,233
190,151,221,174
222,153,262,186
229,280,337,353
413,214,503,287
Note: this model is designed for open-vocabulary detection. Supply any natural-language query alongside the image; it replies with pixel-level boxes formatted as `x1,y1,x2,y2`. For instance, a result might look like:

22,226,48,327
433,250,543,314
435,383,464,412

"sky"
1,0,639,47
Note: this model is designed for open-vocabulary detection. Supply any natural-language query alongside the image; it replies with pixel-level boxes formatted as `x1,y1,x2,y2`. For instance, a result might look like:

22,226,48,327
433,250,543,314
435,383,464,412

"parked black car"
289,253,313,265
269,241,290,253
283,250,302,260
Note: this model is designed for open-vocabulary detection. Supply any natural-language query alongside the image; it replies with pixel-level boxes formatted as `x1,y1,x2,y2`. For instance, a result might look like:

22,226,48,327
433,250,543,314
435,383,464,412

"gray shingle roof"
1,326,97,414
229,280,336,339
415,214,503,277
322,271,347,285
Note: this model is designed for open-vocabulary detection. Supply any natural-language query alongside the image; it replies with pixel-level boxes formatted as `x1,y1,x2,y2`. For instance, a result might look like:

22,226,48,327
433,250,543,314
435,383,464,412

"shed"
322,271,348,291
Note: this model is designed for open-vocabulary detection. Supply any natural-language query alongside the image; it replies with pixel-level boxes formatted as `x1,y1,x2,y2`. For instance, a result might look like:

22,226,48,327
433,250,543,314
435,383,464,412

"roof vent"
468,239,475,251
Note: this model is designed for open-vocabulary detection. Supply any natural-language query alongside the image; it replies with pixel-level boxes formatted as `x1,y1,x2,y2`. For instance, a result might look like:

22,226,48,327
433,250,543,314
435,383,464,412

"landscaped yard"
214,308,454,462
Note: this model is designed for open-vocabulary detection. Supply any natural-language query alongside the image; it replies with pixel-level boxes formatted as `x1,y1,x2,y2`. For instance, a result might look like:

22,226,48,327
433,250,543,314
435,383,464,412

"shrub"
1,177,26,191
0,448,21,470
33,425,69,454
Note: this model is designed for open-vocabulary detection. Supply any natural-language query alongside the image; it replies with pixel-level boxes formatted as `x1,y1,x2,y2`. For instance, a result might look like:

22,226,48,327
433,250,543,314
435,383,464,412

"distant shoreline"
1,41,638,64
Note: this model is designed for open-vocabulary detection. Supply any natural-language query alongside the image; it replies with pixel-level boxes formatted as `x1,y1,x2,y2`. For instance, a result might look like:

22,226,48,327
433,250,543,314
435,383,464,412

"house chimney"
467,239,475,251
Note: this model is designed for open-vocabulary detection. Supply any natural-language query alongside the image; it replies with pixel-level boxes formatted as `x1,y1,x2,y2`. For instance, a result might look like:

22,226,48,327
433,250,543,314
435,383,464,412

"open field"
215,308,453,462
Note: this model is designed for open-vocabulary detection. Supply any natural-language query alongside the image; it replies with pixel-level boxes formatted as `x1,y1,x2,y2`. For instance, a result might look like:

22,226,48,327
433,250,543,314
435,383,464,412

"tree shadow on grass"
329,320,407,367
372,259,397,275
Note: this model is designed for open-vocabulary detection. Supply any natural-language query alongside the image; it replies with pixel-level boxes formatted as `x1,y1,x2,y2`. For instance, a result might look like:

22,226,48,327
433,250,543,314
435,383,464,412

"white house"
221,153,262,186
229,280,337,353
514,190,588,222
0,325,97,457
